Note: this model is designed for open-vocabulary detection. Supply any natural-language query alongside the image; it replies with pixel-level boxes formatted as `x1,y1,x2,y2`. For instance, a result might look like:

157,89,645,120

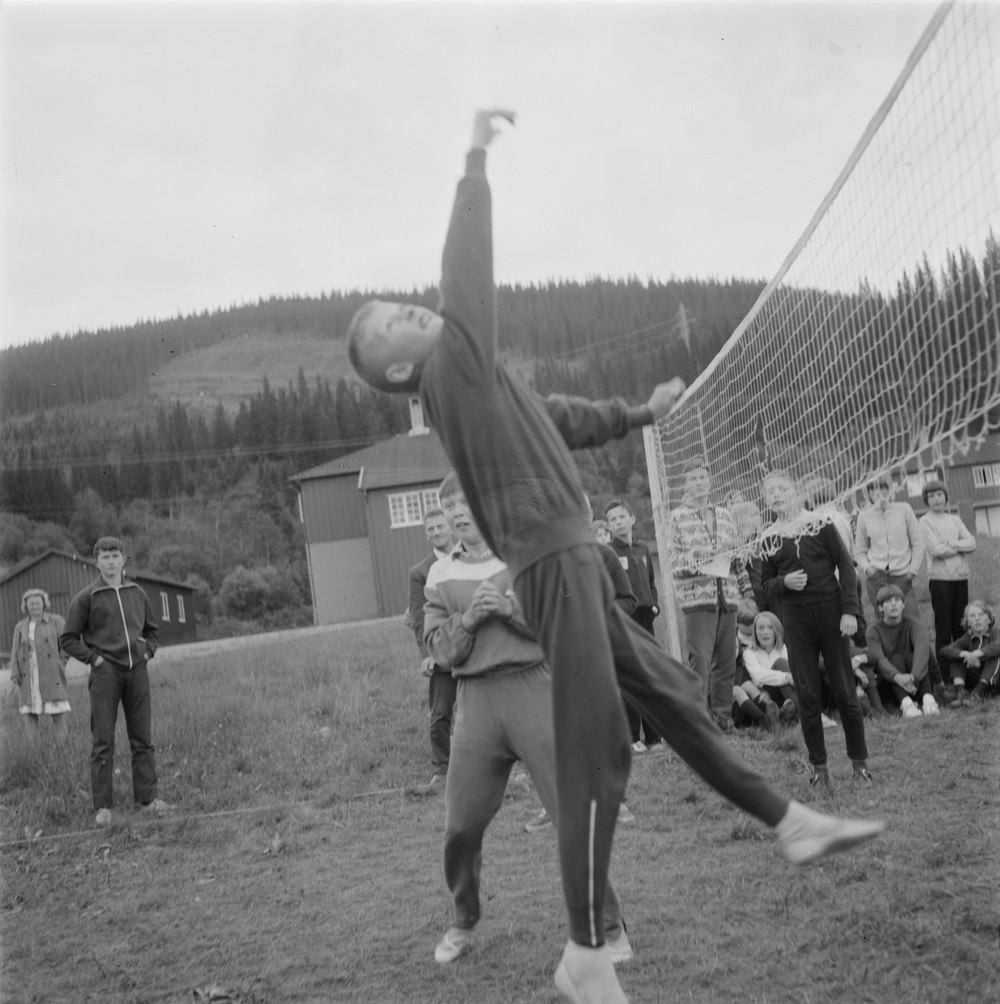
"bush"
216,564,302,621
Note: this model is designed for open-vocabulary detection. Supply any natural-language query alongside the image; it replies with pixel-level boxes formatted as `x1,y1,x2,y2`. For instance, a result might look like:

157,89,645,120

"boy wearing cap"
61,536,173,827
918,480,976,667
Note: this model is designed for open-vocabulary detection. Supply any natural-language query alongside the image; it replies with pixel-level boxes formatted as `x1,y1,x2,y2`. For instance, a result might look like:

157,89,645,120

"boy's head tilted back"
348,300,444,394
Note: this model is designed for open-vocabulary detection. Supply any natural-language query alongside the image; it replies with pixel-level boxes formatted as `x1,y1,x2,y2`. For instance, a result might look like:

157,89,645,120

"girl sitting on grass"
742,612,799,724
939,602,1000,703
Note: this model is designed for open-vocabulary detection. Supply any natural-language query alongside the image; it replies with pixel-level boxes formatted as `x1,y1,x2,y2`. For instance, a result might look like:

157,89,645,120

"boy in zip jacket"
61,537,172,827
939,601,1000,701
348,109,884,1004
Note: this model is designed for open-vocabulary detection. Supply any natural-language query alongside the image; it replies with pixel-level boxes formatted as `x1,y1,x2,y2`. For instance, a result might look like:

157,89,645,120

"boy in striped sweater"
424,473,632,967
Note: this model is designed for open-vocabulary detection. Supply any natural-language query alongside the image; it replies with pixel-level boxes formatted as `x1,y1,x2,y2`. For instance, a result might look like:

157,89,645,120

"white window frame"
177,595,186,623
974,504,1000,537
389,487,444,529
159,592,170,622
972,464,1000,489
905,469,942,498
388,491,424,528
421,488,441,514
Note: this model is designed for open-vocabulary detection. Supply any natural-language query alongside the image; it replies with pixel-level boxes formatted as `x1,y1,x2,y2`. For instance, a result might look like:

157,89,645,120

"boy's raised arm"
438,110,514,378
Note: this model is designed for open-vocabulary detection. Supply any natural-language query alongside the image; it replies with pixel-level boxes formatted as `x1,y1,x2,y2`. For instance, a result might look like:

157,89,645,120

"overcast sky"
0,1,937,351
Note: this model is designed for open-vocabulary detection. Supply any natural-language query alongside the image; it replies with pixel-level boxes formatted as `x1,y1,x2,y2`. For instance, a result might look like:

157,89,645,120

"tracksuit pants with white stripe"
516,543,789,947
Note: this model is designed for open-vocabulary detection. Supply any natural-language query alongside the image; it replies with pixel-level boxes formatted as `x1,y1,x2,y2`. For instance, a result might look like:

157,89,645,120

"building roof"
0,549,194,592
291,430,452,490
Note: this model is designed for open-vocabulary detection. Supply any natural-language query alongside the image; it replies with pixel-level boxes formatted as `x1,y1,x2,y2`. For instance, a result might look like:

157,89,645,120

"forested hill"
0,277,765,417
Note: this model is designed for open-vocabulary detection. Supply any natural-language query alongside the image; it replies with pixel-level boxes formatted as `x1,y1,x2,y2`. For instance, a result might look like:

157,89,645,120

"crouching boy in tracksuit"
61,536,173,828
423,473,633,967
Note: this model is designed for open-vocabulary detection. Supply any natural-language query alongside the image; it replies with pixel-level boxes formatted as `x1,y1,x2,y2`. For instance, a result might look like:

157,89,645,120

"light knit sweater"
854,502,924,577
666,502,742,612
918,510,976,580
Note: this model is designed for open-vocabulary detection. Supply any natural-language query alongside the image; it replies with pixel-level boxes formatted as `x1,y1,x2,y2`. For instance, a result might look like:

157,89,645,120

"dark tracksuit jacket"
607,535,661,742
417,145,787,946
760,522,867,767
607,536,657,631
61,577,159,669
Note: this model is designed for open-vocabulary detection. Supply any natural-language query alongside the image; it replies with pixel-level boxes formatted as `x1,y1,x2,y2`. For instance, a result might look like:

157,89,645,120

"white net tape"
647,1,1000,557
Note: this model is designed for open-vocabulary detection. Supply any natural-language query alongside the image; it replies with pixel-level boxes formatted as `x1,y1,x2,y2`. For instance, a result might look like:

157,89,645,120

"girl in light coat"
10,588,70,746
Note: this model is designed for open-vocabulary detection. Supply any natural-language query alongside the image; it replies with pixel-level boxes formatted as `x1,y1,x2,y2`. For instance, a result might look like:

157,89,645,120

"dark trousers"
783,599,868,769
929,579,969,661
428,670,458,772
88,660,158,810
517,545,788,947
874,652,932,709
623,607,661,744
684,605,738,726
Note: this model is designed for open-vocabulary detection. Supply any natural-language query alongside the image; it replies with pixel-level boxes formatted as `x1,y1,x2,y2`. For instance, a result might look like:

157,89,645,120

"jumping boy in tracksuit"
348,109,884,1004
423,473,631,966
61,536,173,828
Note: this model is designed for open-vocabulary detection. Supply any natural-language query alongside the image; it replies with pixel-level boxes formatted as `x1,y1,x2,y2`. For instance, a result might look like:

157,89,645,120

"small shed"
291,399,452,624
0,549,197,658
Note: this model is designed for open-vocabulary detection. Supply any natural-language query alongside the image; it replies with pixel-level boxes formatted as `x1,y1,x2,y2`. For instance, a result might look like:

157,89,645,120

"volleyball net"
645,1,1000,562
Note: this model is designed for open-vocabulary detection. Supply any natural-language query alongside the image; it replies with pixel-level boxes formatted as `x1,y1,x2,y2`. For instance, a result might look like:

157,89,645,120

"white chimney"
408,396,429,436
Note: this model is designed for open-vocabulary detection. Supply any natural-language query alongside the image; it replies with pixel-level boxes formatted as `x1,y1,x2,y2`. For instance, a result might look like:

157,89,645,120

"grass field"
1,617,998,1004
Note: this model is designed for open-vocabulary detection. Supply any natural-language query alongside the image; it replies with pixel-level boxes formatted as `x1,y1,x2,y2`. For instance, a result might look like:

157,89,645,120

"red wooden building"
291,399,452,624
0,549,197,660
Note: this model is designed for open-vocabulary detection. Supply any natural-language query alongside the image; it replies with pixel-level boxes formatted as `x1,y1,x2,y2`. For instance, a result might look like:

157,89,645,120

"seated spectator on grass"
865,585,940,718
591,519,613,546
939,601,1000,703
732,600,780,729
742,612,799,724
735,599,758,659
423,474,633,965
848,645,884,716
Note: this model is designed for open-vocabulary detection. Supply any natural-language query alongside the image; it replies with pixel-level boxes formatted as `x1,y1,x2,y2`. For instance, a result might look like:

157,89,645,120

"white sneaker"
630,741,647,754
95,808,112,828
922,694,941,716
901,697,923,719
434,926,474,964
776,800,885,866
821,713,839,729
525,807,553,833
554,940,629,1004
607,928,633,964
617,803,635,824
141,798,175,814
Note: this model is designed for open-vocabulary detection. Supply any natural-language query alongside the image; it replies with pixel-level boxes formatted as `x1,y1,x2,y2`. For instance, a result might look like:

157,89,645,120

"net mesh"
646,1,1000,556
